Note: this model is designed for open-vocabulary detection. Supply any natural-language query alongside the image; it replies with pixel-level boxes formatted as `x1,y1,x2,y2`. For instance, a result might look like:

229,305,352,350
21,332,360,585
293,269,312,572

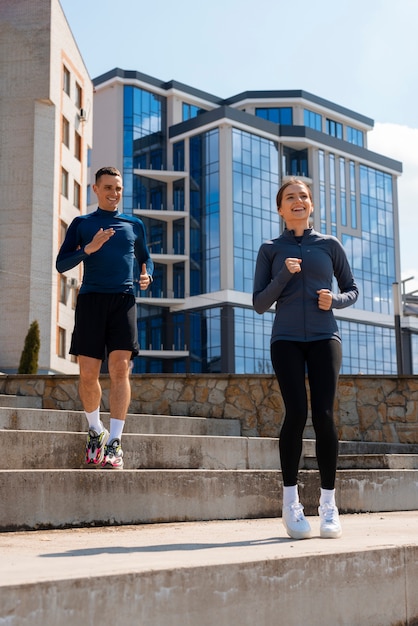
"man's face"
93,174,123,211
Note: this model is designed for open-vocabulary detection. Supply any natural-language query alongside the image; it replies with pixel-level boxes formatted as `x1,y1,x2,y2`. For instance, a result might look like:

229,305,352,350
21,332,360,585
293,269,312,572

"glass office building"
90,68,415,375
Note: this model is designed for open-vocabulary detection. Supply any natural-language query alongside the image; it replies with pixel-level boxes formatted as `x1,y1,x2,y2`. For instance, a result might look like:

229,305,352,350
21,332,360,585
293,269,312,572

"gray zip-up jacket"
253,228,359,343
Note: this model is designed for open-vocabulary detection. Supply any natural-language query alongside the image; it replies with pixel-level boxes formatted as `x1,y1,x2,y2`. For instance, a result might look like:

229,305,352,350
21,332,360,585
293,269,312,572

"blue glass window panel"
173,181,184,212
346,126,364,147
124,86,133,118
326,119,343,139
232,129,279,294
304,109,322,131
173,141,184,171
233,308,275,374
341,191,347,226
182,103,205,121
349,162,357,227
283,147,309,178
255,107,293,125
189,129,220,295
173,220,184,254
329,154,336,185
339,321,396,374
173,263,185,298
350,196,357,229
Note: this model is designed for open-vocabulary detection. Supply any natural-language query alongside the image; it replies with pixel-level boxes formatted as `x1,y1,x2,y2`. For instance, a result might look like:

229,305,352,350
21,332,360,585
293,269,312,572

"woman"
253,178,358,539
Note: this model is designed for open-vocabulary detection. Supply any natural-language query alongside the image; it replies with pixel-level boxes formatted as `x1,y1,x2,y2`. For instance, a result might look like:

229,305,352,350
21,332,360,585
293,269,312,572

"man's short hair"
95,166,122,183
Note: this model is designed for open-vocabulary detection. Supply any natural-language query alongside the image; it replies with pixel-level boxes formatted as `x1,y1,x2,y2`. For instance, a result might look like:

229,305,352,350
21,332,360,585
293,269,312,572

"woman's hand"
317,289,332,310
285,257,302,274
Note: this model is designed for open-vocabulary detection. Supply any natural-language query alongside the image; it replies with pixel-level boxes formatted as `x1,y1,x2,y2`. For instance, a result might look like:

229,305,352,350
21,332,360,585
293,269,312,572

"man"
56,166,153,469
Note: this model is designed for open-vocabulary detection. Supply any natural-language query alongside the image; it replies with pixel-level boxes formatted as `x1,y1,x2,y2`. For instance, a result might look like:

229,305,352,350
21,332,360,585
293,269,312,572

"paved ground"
1,511,417,587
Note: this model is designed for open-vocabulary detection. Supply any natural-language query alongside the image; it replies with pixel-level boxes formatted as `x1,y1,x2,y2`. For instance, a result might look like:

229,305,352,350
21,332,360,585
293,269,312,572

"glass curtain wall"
189,129,220,296
232,128,279,373
186,129,222,372
124,85,170,373
318,148,397,373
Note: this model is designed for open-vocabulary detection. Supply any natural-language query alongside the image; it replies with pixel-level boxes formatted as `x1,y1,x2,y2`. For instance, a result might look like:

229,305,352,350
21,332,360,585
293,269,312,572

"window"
182,103,205,121
74,131,82,161
304,109,322,131
62,116,70,148
255,107,293,125
63,66,70,96
346,126,364,147
340,157,347,227
73,180,81,209
282,147,308,177
232,129,279,293
58,327,66,358
234,307,275,374
326,118,343,139
59,275,67,304
61,168,69,198
71,287,78,310
60,220,67,245
75,82,82,109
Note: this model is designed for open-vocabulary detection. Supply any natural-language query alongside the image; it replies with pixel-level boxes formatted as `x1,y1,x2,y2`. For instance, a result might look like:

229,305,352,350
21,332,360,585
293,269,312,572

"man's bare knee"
108,351,131,381
79,357,102,384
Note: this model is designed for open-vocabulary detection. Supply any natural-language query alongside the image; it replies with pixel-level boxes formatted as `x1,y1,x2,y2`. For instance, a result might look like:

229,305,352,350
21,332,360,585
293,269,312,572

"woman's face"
277,182,313,225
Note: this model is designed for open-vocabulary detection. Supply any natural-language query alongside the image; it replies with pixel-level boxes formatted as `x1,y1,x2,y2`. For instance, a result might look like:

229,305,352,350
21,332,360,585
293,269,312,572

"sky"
59,0,418,293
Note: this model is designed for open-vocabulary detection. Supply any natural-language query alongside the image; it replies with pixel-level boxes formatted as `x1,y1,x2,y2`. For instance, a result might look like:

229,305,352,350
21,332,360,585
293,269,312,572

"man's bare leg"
101,350,132,469
78,355,102,412
108,350,132,421
78,355,107,465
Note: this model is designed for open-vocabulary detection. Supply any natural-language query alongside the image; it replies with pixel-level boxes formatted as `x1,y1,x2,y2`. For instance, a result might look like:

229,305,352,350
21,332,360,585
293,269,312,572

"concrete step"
0,512,417,626
0,430,280,470
1,405,417,533
0,394,42,409
302,438,418,455
0,406,241,436
1,468,417,532
4,428,417,472
305,453,418,470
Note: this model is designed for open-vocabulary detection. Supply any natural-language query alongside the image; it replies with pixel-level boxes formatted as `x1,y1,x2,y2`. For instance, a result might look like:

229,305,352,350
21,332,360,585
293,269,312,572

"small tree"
18,320,40,374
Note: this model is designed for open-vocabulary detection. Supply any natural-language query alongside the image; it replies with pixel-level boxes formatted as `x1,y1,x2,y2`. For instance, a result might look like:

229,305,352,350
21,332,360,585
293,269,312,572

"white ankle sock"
109,417,125,442
85,408,102,433
283,485,299,507
320,488,336,507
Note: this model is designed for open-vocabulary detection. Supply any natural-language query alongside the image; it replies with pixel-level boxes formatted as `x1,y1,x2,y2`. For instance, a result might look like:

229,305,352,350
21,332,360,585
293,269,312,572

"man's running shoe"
85,428,109,466
102,438,124,470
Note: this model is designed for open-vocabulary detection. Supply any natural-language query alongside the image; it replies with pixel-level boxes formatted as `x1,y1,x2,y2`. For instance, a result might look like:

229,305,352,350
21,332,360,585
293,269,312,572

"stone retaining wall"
1,374,418,444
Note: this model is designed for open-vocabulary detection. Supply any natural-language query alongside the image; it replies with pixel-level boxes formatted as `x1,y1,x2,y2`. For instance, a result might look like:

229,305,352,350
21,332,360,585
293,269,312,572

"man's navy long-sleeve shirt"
56,208,154,295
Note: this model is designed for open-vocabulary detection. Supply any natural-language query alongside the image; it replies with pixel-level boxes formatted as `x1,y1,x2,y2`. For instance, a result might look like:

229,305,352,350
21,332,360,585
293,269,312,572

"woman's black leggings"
271,339,342,490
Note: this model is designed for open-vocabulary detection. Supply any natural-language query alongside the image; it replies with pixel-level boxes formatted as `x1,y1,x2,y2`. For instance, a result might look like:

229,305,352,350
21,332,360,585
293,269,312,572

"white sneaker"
318,503,342,538
282,502,312,539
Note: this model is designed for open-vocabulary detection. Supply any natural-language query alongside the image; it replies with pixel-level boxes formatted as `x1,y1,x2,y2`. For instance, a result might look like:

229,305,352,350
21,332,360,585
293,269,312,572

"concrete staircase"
1,393,418,625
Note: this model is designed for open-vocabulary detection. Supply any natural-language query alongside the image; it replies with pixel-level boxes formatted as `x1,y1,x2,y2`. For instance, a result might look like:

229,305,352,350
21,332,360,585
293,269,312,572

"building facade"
0,0,93,373
85,67,418,376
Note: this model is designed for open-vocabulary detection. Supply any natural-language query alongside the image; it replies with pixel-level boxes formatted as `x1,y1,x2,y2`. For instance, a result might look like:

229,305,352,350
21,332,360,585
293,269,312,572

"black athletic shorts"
70,292,139,360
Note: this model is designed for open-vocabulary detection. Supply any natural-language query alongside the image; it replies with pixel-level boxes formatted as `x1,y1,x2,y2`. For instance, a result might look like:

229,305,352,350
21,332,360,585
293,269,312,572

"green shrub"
18,320,40,374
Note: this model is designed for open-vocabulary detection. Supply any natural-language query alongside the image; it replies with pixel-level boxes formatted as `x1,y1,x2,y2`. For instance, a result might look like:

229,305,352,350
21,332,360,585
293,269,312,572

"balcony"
137,347,189,359
134,208,187,221
134,168,188,183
